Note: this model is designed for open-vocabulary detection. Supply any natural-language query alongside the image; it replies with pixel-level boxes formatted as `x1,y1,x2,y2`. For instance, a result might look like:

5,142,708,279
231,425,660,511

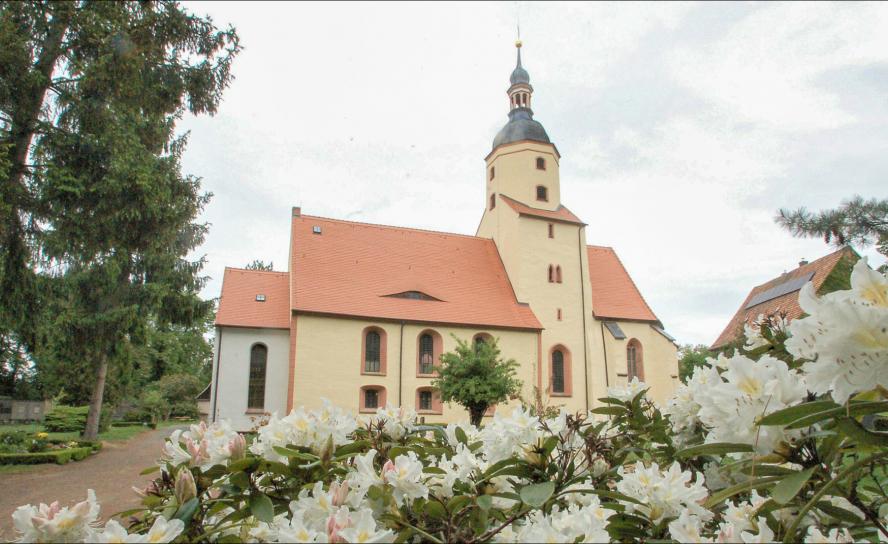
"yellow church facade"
210,44,679,430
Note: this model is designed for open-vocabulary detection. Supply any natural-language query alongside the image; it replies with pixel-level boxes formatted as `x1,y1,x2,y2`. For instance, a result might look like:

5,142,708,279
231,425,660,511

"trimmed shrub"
0,447,92,465
43,405,112,434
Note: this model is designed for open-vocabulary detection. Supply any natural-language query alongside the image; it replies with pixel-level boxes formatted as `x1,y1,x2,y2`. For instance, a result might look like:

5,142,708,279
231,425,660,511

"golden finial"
515,39,522,48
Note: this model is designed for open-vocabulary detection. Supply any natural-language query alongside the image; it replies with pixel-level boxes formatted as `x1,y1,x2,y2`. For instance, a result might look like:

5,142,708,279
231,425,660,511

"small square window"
365,389,379,409
312,226,322,234
255,294,266,302
419,390,432,411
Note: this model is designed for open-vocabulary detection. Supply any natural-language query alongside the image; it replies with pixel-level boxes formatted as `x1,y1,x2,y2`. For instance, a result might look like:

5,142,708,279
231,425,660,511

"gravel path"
0,426,182,541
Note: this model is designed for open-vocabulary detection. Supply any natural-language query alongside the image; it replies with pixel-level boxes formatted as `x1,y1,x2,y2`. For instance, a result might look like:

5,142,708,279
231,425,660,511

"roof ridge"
225,267,288,276
749,246,852,289
298,213,484,241
587,244,615,250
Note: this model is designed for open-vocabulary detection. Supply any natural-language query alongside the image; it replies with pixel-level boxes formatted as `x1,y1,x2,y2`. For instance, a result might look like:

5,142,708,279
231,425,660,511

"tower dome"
493,41,551,150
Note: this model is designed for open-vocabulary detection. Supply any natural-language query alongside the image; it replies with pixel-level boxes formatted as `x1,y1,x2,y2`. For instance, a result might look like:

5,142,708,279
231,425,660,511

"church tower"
477,41,597,412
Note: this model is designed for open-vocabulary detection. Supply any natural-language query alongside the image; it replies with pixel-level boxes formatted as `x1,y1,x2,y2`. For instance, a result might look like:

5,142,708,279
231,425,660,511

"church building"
210,43,679,430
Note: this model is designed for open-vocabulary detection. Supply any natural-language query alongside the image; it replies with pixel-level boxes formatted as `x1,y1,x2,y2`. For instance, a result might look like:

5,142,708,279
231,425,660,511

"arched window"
247,344,267,410
417,330,442,376
627,339,644,380
556,266,563,283
548,223,554,238
360,386,386,413
362,327,387,374
473,333,493,351
536,157,546,170
489,193,496,210
489,166,495,181
550,346,572,396
548,265,555,283
536,185,548,202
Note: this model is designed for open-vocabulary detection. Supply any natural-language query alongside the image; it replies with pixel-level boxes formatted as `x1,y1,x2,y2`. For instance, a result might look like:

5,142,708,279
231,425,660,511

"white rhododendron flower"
12,489,100,543
250,400,358,462
372,405,417,439
739,517,775,543
804,526,855,543
695,354,806,454
616,461,710,523
141,517,185,543
336,508,395,543
607,376,649,402
668,510,713,543
786,259,888,403
160,420,241,470
480,406,540,463
382,451,428,505
444,420,481,447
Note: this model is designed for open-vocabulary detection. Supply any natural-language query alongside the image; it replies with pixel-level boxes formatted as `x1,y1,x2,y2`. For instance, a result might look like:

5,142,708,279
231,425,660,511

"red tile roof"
587,246,659,322
499,195,585,225
289,214,542,330
711,247,857,349
216,268,290,329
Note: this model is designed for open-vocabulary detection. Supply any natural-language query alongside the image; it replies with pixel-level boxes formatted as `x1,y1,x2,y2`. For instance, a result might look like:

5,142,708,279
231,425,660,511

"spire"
510,40,530,86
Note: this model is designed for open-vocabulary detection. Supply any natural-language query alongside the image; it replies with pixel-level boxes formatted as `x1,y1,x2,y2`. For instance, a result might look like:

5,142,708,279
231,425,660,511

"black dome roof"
492,108,550,149
510,65,530,85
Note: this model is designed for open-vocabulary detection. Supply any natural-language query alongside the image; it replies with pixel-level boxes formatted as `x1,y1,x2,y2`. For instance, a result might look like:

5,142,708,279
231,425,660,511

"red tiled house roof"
288,213,542,330
499,194,585,225
215,268,290,329
711,247,857,349
587,245,660,322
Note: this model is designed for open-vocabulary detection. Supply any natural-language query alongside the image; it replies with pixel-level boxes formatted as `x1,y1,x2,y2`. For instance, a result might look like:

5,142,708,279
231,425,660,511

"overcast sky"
179,2,887,346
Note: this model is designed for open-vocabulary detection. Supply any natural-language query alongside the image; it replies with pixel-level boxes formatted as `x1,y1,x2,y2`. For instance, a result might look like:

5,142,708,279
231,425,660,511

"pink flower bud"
175,469,197,504
228,434,246,461
330,480,350,507
381,459,396,482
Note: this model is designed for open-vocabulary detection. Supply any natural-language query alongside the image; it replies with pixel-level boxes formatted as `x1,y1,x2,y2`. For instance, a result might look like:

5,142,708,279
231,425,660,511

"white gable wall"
210,326,290,431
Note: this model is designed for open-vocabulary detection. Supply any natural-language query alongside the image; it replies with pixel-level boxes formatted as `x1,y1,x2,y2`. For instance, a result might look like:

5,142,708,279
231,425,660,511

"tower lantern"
509,40,532,110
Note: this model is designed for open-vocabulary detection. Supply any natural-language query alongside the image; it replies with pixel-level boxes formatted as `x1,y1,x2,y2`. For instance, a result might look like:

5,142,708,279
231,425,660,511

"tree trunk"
83,354,109,441
469,404,487,427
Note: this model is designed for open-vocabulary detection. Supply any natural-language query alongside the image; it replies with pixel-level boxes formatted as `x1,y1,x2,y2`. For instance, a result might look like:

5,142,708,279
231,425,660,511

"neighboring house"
210,43,679,430
0,397,53,423
711,247,859,350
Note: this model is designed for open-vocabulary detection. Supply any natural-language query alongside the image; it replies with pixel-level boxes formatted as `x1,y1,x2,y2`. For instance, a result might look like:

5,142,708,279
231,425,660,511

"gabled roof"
499,194,585,225
711,247,857,349
215,268,290,329
289,214,542,330
587,245,659,322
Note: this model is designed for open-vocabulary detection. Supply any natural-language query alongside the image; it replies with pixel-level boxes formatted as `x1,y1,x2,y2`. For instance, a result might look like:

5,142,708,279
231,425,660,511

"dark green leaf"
772,466,816,505
249,493,275,523
455,426,468,445
705,476,783,508
675,442,755,459
139,465,160,475
272,446,317,461
757,401,839,426
424,500,446,520
590,406,628,416
836,417,888,447
815,501,865,523
447,495,472,512
174,498,199,523
229,471,250,490
476,495,493,511
520,481,555,508
228,458,258,473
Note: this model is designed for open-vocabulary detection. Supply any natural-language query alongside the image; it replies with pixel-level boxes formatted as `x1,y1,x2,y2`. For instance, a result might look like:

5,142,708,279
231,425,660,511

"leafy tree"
777,196,888,265
432,336,522,426
0,2,240,439
677,344,712,384
245,260,274,271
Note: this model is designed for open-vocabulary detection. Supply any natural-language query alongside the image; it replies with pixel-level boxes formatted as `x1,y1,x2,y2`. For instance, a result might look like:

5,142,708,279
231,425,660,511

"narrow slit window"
548,265,555,283
552,350,565,393
556,266,563,283
490,193,496,210
489,166,495,181
548,223,554,238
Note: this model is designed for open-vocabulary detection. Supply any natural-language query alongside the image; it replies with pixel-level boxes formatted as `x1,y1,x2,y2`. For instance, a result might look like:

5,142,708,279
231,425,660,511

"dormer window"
536,157,546,170
536,185,548,202
312,226,322,234
255,294,266,302
383,290,441,302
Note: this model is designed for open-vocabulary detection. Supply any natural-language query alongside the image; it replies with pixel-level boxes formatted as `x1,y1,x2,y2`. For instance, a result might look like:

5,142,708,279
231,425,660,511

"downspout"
578,227,590,411
599,322,610,388
398,321,405,406
211,327,223,423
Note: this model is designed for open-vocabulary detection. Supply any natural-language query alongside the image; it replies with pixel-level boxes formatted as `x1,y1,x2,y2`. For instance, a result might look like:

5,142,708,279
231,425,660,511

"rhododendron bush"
12,259,888,543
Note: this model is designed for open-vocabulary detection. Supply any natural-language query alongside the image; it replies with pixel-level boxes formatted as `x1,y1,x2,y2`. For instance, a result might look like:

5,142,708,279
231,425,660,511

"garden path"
0,425,183,541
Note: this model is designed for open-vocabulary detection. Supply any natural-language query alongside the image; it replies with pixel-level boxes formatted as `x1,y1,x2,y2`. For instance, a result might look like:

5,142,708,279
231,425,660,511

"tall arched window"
536,157,546,170
536,185,548,202
417,330,442,376
627,339,644,380
552,350,565,394
247,344,267,410
365,331,380,373
555,266,563,283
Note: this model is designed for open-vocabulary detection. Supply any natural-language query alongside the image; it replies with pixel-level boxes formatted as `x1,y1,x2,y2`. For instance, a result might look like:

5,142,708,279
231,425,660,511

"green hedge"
43,405,112,433
0,446,94,465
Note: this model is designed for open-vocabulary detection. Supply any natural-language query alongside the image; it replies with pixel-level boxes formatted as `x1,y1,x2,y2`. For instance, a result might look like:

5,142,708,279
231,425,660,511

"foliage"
777,195,888,263
0,1,240,439
432,336,523,425
245,260,274,271
0,446,93,465
677,344,713,383
43,405,111,434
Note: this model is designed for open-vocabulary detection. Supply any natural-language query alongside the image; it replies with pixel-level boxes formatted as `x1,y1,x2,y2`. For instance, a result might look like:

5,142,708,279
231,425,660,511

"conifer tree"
0,1,240,439
777,196,888,260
